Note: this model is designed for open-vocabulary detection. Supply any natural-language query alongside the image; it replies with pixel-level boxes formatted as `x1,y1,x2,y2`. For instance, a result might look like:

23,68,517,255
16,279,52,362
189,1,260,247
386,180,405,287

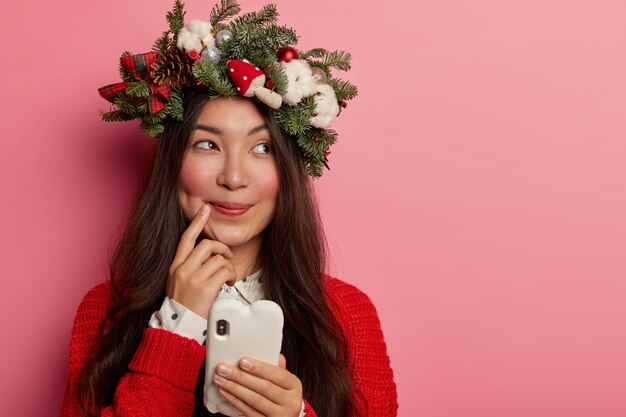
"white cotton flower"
310,83,340,129
280,59,317,105
176,19,215,53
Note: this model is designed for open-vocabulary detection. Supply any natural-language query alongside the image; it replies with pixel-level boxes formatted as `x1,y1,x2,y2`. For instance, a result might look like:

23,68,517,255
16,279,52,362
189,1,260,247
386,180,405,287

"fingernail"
217,364,231,376
240,358,253,370
200,204,208,214
214,374,225,384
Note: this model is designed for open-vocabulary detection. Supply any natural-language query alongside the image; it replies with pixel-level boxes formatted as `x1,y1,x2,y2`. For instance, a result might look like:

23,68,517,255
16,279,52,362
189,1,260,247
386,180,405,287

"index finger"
172,204,211,267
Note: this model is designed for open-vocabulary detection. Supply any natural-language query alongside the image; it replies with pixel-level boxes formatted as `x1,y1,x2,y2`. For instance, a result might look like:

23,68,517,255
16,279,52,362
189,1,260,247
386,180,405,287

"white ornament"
310,84,340,129
177,19,215,54
280,59,317,105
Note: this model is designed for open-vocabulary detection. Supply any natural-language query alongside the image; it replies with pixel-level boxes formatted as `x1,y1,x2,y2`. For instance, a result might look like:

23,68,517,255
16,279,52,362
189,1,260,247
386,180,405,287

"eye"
194,140,219,150
252,142,273,154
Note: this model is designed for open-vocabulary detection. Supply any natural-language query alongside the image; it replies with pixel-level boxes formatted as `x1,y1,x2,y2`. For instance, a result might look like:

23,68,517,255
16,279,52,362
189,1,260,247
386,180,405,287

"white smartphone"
204,299,284,416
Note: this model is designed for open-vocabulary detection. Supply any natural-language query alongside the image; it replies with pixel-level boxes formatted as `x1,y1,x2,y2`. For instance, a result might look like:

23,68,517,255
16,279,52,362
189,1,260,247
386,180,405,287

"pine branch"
143,109,168,124
257,3,279,23
295,127,338,178
300,48,327,59
152,31,172,54
266,62,288,95
167,0,186,42
314,128,338,148
246,37,276,67
322,50,352,71
264,25,299,50
222,23,292,67
164,88,184,121
210,0,241,28
230,4,278,28
274,96,315,135
100,109,138,122
192,60,237,96
328,78,358,101
306,161,324,178
226,35,274,67
232,24,262,46
140,119,164,137
124,81,151,99
296,129,323,161
113,95,140,115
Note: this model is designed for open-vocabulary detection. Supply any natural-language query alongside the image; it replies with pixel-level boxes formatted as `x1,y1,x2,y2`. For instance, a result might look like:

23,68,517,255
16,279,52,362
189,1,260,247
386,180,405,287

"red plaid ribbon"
98,52,171,114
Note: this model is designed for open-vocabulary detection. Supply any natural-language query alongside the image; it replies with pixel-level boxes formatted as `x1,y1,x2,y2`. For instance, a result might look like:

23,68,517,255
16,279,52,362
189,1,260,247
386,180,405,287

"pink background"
1,0,625,415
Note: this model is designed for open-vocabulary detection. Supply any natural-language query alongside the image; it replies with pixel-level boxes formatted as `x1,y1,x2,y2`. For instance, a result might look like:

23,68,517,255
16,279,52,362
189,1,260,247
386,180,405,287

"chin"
202,226,256,248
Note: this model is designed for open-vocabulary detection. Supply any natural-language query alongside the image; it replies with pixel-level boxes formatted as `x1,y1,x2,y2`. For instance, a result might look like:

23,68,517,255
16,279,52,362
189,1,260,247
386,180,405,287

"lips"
209,201,252,216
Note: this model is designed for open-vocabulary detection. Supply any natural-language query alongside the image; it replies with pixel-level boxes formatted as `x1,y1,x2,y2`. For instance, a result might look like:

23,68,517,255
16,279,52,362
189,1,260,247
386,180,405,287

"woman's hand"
213,354,303,417
167,204,237,319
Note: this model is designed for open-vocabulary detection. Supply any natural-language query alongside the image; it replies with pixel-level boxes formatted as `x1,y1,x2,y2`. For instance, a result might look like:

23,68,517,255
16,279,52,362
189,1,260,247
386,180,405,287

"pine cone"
150,47,195,88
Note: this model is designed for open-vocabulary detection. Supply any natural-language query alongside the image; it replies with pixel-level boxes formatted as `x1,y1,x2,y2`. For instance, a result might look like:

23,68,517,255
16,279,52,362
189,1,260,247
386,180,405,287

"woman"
61,2,397,416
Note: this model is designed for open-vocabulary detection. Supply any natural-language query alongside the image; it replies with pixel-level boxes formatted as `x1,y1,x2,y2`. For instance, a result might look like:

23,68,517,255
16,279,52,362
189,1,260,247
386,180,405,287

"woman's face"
178,96,280,250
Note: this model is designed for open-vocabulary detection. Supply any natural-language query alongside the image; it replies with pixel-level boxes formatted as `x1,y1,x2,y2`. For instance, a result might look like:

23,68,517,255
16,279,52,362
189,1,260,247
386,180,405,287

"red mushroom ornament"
227,59,282,109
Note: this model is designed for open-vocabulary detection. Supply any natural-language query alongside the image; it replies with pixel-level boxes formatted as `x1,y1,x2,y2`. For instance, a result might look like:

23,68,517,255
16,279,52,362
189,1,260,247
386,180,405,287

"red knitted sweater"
60,275,398,416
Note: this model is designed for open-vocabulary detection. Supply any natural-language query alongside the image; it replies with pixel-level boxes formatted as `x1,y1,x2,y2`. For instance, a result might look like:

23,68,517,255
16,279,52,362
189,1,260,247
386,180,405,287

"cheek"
178,160,215,195
256,166,280,203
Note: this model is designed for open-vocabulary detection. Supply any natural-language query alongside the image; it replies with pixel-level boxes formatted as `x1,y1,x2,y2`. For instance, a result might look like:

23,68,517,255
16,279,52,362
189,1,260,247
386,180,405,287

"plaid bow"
98,52,171,114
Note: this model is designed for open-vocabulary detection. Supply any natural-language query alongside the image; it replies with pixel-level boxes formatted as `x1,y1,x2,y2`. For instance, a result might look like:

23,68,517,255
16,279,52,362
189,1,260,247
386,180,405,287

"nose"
216,153,249,190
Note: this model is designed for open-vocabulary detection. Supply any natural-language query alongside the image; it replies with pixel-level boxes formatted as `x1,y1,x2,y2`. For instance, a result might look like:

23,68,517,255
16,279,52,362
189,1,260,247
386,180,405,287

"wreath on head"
98,0,358,178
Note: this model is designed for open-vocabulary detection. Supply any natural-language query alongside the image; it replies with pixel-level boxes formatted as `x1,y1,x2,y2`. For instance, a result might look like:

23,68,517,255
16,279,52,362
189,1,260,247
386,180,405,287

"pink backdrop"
1,0,625,415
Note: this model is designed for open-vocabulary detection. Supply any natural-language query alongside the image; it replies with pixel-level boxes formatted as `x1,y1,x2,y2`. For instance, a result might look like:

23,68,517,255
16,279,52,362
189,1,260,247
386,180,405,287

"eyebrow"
194,123,269,136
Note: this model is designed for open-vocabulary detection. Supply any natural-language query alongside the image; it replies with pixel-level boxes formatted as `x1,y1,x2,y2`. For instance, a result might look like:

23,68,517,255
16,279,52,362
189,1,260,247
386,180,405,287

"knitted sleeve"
60,282,206,417
325,277,399,417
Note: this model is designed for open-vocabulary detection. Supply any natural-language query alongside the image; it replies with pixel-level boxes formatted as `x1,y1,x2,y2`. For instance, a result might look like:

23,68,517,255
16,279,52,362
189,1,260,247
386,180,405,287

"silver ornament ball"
215,30,233,46
201,46,222,64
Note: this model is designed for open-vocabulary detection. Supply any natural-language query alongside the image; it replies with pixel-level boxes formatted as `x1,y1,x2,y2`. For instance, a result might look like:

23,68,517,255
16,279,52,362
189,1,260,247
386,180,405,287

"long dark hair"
77,88,358,416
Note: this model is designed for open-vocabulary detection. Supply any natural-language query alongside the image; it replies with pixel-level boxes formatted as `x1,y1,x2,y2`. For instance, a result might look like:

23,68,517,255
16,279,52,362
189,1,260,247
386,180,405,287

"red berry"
189,49,200,62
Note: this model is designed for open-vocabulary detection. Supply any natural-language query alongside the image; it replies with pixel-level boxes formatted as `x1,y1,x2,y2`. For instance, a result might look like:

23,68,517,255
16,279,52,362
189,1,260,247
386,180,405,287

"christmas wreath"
98,0,358,177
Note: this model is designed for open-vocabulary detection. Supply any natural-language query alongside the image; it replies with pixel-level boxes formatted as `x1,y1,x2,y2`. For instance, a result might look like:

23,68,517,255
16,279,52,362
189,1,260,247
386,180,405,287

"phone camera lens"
216,319,229,336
